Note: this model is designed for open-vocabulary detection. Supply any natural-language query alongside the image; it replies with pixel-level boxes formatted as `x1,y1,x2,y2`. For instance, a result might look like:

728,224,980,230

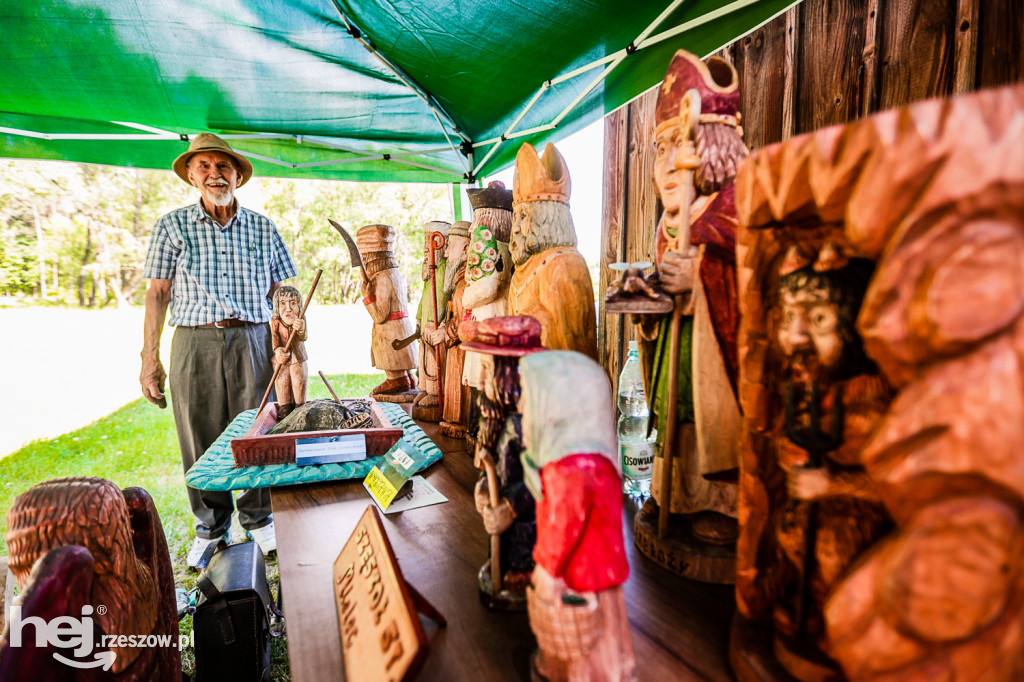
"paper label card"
382,476,448,514
364,466,400,509
296,434,367,466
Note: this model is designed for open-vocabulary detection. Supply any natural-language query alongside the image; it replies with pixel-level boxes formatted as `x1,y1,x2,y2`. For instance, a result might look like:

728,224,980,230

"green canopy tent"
1,0,798,184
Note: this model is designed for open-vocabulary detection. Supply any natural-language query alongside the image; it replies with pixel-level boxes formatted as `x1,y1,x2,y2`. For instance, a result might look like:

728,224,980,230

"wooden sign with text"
333,505,444,682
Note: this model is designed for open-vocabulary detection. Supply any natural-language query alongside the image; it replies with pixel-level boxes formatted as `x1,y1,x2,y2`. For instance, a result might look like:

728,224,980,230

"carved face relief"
778,286,842,369
444,234,470,295
654,126,692,235
511,202,532,265
277,293,301,325
481,354,497,402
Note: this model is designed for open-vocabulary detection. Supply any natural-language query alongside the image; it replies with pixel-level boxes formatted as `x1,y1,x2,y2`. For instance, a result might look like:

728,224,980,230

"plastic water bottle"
618,340,654,497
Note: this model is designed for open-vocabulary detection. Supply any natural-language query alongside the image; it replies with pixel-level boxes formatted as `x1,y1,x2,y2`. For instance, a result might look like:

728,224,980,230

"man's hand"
293,318,306,336
140,353,167,408
659,247,699,296
787,467,831,500
274,348,291,367
360,279,373,300
482,498,515,535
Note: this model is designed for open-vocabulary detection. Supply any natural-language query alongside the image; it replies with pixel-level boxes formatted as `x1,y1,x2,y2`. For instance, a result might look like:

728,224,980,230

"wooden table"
271,414,736,681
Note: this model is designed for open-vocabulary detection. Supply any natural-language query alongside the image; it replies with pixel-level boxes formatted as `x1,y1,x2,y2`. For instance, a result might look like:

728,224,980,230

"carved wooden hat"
656,50,739,136
356,223,396,253
172,132,254,187
513,142,571,205
448,220,471,238
422,219,450,236
462,315,546,357
468,180,513,211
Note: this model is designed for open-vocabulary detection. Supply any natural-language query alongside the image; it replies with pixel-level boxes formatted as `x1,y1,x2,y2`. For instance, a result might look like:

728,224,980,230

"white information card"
295,434,367,466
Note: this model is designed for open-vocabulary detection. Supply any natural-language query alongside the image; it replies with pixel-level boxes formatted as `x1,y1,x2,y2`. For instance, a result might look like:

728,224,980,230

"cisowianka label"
364,466,400,510
621,442,655,480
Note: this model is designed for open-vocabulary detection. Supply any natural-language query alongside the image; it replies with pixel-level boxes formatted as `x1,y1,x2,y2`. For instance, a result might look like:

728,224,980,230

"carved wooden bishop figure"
508,142,597,360
631,49,747,583
412,220,451,422
425,221,471,437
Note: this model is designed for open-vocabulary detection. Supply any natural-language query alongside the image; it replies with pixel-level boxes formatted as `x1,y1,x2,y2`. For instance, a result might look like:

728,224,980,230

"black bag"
194,542,279,682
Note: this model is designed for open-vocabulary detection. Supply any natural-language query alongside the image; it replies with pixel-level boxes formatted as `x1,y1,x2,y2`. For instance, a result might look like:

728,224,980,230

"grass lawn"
0,373,382,681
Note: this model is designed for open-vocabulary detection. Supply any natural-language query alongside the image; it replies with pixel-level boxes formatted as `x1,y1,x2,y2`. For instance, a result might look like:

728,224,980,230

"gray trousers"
170,324,274,539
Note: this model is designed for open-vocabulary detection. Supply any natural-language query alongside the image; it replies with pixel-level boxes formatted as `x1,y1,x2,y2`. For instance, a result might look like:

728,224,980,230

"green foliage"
0,159,452,308
260,179,450,305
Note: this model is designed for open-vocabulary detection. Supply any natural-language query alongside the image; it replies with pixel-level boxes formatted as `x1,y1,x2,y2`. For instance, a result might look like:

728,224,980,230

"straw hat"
172,133,254,187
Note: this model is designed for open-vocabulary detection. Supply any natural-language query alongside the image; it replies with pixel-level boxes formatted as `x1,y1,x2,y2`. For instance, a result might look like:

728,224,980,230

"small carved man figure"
520,351,636,682
425,221,471,436
357,223,418,400
412,220,451,420
508,143,597,360
463,315,543,611
270,285,308,419
633,50,748,569
767,243,891,674
462,181,514,440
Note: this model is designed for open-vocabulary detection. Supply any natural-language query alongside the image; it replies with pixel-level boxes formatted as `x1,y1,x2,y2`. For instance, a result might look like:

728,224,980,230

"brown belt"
198,319,257,328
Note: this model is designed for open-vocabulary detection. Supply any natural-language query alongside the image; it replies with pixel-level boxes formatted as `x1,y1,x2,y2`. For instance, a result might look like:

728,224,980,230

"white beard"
205,185,234,207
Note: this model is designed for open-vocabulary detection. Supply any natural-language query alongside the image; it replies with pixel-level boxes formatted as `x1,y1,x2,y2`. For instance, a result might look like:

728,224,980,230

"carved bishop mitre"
513,143,571,206
656,49,740,136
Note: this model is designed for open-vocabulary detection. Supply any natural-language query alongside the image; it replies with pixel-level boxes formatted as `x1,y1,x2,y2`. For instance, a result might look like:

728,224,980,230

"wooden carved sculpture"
411,220,451,422
732,83,1024,682
629,49,746,583
357,223,419,402
520,351,635,682
271,285,309,419
461,181,514,442
0,477,178,681
463,315,544,612
507,143,597,361
425,221,471,437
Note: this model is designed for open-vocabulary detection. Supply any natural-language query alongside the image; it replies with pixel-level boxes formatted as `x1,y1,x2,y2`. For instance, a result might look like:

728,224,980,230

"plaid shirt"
143,202,297,327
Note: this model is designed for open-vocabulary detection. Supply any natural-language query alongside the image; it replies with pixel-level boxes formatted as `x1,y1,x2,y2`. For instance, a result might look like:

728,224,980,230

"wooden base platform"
373,389,419,403
412,403,443,422
272,407,737,681
634,497,737,584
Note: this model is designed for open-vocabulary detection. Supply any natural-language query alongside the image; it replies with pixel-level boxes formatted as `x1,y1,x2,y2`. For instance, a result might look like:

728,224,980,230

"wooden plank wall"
598,0,1023,384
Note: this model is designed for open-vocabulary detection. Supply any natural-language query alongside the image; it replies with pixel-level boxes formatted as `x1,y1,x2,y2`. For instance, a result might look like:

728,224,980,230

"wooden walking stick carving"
477,450,503,593
428,230,446,404
258,269,322,415
657,90,700,539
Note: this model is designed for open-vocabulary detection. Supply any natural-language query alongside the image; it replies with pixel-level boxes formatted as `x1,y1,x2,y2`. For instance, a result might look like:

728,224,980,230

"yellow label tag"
363,466,399,510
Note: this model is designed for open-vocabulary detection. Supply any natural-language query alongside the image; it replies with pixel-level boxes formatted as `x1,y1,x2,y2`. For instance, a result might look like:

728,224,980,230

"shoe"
187,534,226,570
247,521,277,556
228,524,248,546
371,375,414,395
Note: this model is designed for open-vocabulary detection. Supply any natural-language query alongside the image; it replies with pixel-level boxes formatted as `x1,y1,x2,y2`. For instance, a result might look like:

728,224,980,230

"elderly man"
139,133,296,569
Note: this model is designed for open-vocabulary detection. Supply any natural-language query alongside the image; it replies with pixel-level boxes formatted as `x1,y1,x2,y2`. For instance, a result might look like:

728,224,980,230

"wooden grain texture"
877,0,956,110
861,0,882,116
953,0,979,93
273,409,737,681
732,14,788,151
976,0,1024,89
797,0,869,134
599,107,629,385
782,5,801,140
